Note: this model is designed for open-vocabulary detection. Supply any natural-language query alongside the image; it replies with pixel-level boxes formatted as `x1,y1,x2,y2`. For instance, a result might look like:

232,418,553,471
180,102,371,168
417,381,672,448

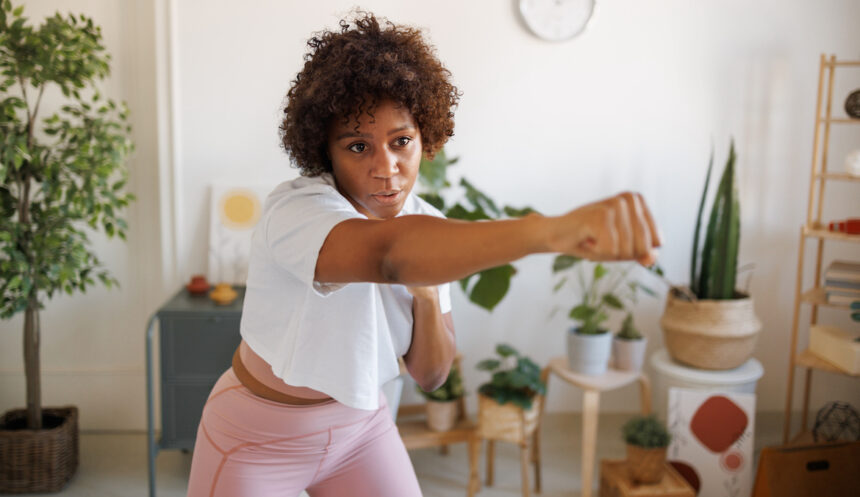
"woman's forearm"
403,289,455,392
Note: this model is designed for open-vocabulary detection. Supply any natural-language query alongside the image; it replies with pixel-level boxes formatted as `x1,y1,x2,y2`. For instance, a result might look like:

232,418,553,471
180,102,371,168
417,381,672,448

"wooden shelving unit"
782,54,860,444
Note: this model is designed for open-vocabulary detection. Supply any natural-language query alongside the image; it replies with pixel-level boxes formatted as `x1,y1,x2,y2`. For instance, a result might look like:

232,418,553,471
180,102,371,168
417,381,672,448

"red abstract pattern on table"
186,274,210,295
690,395,748,453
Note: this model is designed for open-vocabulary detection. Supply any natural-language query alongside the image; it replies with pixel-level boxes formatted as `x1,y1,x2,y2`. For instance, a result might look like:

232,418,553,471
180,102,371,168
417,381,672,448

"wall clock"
519,0,596,42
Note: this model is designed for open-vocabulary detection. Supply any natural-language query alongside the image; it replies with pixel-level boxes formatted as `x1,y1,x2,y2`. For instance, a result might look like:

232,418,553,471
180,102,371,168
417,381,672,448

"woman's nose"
371,149,399,178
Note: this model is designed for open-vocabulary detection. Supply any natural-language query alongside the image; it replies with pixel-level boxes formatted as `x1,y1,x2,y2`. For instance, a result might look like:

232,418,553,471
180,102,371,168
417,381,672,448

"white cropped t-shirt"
239,173,451,411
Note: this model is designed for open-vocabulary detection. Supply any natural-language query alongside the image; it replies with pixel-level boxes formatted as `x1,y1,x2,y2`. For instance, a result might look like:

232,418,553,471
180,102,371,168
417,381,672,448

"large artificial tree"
0,1,134,430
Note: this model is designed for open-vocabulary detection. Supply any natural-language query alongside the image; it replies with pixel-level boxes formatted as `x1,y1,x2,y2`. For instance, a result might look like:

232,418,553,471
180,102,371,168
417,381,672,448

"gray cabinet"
146,286,245,496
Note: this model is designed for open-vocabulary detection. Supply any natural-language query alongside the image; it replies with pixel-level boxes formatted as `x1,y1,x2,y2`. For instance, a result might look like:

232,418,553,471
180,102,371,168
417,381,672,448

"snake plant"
691,141,740,300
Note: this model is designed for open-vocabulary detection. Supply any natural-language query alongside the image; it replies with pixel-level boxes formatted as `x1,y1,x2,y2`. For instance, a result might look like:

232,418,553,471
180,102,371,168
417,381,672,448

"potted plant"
613,312,647,372
416,362,465,432
660,141,761,369
0,3,134,492
552,257,659,375
622,414,672,484
475,344,546,443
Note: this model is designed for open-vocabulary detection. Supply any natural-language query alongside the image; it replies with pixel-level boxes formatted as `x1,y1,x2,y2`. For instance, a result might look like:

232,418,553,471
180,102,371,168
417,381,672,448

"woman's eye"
348,143,366,153
394,137,412,147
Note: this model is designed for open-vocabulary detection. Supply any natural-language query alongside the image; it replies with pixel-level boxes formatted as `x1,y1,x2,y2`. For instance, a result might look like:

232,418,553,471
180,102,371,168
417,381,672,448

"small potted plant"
622,415,671,484
416,362,465,432
553,258,659,375
476,344,546,443
613,313,647,372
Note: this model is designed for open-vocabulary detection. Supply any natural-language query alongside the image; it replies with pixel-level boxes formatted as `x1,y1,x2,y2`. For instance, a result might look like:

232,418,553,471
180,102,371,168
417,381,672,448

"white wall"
2,0,859,431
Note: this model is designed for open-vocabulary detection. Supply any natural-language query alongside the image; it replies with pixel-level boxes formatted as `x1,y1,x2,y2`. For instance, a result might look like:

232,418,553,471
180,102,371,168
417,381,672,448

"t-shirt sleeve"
264,185,364,297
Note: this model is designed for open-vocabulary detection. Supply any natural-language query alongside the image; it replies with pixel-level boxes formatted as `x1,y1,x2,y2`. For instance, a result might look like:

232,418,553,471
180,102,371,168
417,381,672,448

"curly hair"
280,11,460,177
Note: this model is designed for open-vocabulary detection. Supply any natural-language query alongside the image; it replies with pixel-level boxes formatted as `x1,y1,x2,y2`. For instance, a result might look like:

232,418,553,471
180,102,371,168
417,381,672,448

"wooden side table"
545,357,652,497
396,355,481,497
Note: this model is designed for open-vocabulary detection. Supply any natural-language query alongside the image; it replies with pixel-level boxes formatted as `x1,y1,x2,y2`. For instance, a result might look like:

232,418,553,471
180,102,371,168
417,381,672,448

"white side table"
545,357,652,497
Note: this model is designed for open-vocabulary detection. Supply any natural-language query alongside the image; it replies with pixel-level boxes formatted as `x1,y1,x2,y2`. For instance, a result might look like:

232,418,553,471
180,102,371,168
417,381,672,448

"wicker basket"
660,289,761,370
477,393,541,444
425,400,458,432
626,444,668,484
0,406,79,494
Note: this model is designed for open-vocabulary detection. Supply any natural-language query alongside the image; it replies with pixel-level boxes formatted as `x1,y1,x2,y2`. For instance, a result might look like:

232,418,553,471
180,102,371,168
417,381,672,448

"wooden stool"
397,355,480,497
476,367,549,497
599,460,694,497
545,357,652,497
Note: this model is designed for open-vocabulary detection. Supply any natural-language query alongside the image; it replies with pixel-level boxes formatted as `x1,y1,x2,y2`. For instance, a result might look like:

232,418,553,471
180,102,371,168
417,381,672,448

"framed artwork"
667,388,756,497
208,183,272,285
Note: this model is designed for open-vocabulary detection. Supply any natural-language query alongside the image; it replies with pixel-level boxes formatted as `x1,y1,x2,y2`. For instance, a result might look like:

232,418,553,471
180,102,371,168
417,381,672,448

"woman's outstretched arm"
315,191,661,286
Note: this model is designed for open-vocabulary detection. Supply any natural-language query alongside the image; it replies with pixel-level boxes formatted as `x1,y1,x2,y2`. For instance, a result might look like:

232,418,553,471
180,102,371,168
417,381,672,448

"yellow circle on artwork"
219,189,261,230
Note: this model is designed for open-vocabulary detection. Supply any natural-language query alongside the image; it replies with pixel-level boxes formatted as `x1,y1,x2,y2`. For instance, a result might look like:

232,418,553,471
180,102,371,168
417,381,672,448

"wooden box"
600,460,694,497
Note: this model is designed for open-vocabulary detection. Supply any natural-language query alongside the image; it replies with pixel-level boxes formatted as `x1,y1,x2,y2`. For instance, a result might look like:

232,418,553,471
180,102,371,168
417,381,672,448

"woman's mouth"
371,190,402,206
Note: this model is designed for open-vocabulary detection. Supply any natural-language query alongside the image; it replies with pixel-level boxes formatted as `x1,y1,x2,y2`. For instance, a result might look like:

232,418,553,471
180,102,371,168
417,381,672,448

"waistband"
231,347,336,406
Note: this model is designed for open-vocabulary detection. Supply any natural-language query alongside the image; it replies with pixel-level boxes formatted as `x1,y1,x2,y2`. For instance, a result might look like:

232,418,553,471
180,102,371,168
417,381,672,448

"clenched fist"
549,191,662,266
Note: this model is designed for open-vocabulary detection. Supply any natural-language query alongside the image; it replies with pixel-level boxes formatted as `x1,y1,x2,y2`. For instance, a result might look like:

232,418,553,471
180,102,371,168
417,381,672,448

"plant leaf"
552,254,581,273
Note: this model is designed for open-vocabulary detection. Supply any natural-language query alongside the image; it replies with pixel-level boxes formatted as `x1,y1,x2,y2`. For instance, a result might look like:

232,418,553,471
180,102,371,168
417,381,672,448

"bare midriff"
238,340,332,401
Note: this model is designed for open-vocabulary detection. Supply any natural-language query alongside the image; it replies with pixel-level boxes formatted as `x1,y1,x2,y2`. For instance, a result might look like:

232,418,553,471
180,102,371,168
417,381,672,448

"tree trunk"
24,295,42,430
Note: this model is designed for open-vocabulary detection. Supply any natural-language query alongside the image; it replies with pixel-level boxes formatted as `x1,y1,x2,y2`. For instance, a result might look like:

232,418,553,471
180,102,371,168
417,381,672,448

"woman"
187,11,660,497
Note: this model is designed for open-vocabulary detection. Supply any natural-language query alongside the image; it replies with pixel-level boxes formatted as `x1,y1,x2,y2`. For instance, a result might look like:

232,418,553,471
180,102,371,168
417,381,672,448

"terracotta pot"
567,328,612,375
626,444,667,484
613,336,647,372
425,400,458,432
660,289,761,370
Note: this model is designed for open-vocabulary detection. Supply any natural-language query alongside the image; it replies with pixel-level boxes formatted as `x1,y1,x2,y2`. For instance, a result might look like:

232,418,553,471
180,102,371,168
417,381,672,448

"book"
824,279,860,291
826,293,860,305
824,260,860,282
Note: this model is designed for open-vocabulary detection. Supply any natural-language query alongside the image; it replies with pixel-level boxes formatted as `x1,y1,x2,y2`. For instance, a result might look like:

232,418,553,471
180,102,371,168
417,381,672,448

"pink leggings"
186,368,422,497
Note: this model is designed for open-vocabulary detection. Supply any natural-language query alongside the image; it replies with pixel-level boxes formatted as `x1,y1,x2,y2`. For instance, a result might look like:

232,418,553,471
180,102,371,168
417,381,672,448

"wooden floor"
16,412,785,497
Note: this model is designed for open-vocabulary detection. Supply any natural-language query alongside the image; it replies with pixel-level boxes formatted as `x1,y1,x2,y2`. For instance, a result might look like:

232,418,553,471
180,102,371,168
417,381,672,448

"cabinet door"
160,315,241,380
160,380,217,450
159,314,241,448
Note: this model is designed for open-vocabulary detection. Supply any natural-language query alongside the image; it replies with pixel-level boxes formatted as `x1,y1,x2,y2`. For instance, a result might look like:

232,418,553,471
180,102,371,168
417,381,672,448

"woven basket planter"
0,406,79,494
660,289,761,370
626,444,667,484
477,393,541,445
425,399,458,432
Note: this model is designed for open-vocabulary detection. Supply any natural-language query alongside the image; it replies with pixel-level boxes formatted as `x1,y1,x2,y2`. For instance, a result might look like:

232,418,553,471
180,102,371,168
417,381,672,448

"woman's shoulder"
264,173,345,210
402,192,446,219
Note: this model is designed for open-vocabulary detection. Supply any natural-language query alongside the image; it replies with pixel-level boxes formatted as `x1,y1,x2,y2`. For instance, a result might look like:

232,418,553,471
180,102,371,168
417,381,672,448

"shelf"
828,60,860,67
817,172,860,182
794,349,860,377
800,288,854,309
818,118,860,124
803,225,860,242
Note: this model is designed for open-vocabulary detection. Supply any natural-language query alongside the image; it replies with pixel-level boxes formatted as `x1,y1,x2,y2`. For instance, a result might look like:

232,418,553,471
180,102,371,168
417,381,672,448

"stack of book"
824,260,860,305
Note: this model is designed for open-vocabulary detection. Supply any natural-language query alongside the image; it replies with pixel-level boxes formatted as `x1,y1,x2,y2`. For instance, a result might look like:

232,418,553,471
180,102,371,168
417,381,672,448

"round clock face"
519,0,596,42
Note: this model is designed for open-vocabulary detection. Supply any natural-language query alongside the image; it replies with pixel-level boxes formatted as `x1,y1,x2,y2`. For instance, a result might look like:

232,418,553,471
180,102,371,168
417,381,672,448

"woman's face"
327,99,422,220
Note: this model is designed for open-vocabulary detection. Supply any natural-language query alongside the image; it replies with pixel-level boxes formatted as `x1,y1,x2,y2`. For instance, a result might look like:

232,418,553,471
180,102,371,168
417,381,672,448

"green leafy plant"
418,150,535,311
416,362,465,402
690,140,741,300
476,343,546,409
616,312,642,340
0,2,134,429
622,415,671,448
552,257,661,335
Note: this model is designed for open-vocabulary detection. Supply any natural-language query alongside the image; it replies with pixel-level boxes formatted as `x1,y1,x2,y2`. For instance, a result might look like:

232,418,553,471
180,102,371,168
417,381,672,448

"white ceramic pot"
567,328,612,375
613,336,648,372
